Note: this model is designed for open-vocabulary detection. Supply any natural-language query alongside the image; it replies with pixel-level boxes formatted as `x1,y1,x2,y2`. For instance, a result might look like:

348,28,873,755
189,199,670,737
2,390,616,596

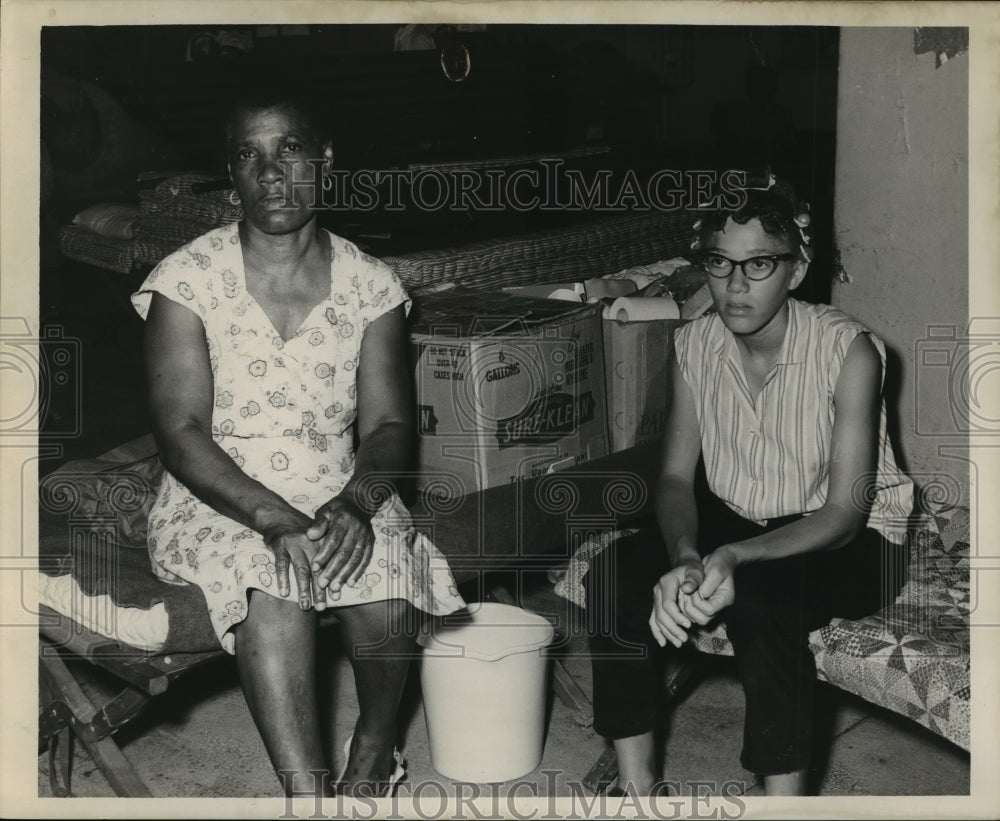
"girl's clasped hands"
649,547,738,648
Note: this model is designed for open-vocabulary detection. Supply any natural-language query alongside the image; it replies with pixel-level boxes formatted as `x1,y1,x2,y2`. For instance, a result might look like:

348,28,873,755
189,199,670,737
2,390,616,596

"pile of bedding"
57,173,242,275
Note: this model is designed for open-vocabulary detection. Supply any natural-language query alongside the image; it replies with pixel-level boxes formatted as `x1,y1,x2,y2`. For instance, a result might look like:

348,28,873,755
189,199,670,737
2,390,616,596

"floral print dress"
132,223,465,653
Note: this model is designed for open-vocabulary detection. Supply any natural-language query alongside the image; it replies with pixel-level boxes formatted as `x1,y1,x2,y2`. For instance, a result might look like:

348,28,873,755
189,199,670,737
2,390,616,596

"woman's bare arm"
145,293,317,603
308,303,414,590
342,303,415,511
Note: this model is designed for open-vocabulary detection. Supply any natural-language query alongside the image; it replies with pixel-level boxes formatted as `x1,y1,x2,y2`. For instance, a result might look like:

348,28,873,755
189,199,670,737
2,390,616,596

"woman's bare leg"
613,731,657,795
335,598,419,794
233,591,332,797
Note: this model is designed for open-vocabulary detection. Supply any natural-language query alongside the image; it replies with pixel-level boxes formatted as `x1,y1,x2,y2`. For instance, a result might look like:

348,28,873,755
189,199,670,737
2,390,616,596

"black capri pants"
583,492,908,776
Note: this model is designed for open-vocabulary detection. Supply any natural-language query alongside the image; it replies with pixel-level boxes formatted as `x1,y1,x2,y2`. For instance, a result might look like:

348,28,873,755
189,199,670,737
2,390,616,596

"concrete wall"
832,27,969,511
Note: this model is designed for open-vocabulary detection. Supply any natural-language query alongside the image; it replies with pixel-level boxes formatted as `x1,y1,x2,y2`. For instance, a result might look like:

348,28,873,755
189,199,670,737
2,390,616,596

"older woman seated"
131,88,465,798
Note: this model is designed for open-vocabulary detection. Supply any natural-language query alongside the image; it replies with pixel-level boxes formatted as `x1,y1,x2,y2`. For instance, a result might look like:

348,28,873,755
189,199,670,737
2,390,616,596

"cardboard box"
410,289,609,494
501,282,585,301
602,317,685,452
502,278,638,303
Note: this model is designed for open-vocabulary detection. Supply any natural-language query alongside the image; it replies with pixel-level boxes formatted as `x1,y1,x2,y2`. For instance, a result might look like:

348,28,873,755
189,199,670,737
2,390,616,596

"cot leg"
39,645,153,797
47,727,73,797
551,661,594,728
582,744,619,794
79,730,153,797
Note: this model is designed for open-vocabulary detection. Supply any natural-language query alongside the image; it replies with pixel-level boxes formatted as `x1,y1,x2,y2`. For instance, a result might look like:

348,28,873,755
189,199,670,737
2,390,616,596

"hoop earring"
229,190,241,206
322,174,333,192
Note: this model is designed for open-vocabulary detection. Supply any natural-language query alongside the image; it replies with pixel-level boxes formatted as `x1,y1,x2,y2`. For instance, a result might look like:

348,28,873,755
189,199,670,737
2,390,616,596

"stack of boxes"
409,289,609,494
408,269,710,495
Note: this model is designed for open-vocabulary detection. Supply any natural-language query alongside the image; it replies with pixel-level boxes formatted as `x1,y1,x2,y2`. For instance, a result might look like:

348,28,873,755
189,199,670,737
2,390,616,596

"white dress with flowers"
132,222,465,653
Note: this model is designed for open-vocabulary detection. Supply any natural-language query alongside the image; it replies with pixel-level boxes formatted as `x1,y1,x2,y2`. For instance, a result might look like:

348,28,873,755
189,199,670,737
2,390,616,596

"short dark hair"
223,84,330,150
691,172,812,260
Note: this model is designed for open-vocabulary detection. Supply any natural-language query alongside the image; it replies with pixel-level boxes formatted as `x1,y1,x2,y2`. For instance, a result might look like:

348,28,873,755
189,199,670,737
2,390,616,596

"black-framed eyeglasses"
697,253,798,281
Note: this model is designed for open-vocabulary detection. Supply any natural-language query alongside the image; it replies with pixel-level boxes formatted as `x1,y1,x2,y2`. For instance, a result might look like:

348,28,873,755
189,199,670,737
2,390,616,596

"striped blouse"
674,298,913,544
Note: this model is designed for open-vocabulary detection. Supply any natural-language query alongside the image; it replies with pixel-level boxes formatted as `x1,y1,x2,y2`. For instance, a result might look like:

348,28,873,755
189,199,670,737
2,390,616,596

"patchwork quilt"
554,510,971,751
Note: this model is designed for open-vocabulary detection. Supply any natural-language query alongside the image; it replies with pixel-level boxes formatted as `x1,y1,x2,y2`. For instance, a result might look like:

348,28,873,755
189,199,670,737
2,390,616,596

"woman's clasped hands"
261,496,376,612
649,546,739,649
307,496,376,600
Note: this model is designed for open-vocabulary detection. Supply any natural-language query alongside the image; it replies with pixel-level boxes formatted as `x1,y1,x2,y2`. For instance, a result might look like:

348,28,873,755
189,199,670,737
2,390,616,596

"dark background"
38,23,840,468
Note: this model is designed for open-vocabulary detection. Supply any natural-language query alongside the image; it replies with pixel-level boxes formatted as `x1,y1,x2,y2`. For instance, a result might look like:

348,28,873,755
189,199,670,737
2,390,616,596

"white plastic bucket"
418,602,555,782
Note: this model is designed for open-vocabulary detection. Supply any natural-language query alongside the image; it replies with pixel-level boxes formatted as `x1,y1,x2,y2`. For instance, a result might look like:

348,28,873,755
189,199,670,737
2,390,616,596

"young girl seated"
585,173,913,796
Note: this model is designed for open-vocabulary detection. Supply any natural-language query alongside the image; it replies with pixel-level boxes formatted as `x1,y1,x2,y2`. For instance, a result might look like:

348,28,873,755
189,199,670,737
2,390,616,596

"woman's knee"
233,590,316,652
337,598,421,645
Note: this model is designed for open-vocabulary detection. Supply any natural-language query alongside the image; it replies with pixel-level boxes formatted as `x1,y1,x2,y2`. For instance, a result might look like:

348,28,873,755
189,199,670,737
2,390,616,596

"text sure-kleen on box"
409,288,609,495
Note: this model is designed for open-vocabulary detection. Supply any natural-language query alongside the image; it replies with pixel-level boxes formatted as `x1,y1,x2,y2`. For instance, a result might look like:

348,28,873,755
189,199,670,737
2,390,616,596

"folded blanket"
129,171,243,266
132,214,216,246
138,172,242,226
72,202,140,240
137,171,236,204
58,225,135,275
39,530,218,653
382,209,693,290
39,434,162,548
37,435,219,653
133,235,190,266
140,195,242,228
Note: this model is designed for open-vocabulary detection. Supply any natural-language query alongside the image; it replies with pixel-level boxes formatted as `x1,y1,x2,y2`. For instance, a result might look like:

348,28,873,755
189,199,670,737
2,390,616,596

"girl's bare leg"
613,731,657,795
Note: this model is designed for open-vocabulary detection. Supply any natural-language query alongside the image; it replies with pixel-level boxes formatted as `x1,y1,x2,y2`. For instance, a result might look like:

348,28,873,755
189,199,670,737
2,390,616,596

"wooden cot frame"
37,585,595,797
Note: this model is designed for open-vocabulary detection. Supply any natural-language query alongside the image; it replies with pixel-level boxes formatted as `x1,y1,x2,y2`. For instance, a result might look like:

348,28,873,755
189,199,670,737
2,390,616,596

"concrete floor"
37,589,969,802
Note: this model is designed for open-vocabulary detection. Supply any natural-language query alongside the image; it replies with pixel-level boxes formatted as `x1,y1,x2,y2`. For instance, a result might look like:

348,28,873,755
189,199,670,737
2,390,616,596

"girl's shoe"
337,734,406,796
